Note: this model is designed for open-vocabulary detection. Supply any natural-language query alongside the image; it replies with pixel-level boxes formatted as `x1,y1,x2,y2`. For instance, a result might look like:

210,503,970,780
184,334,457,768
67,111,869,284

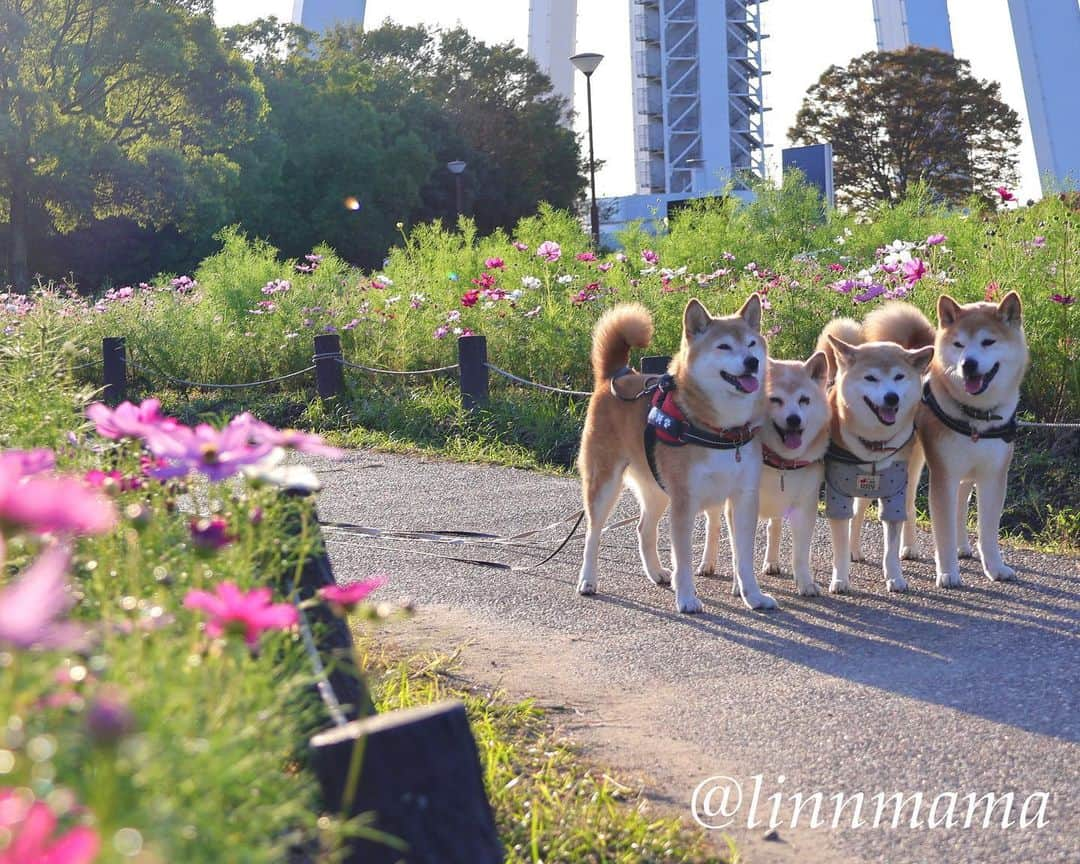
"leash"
319,511,637,572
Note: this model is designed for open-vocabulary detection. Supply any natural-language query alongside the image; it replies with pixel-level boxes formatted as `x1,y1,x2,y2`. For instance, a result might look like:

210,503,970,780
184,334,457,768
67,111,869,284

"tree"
0,0,264,290
789,48,1021,209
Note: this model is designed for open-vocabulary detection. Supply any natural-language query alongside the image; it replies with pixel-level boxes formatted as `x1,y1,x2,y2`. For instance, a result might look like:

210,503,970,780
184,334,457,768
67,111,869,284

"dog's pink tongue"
964,375,984,395
880,405,897,423
737,375,759,393
782,430,803,450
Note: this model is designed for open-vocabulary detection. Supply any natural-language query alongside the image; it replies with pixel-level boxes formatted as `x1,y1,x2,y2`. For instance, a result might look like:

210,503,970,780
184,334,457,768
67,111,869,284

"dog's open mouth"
963,362,1000,395
863,396,897,425
721,371,759,394
773,422,803,450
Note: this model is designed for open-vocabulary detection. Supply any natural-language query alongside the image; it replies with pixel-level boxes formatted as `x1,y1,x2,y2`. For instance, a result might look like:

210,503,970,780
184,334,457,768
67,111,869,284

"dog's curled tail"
591,303,653,385
815,317,863,382
862,301,935,350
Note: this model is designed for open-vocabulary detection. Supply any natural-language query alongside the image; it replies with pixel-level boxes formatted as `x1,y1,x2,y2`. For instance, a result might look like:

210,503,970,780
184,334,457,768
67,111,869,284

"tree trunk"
7,168,31,293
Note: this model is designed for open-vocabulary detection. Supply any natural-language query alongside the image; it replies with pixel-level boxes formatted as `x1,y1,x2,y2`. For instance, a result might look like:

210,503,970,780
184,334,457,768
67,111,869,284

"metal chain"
484,363,591,398
320,354,459,376
1017,420,1080,429
128,358,315,390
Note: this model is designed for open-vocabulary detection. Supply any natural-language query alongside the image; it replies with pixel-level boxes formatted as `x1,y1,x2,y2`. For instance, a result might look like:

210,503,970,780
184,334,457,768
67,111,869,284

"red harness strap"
761,443,816,471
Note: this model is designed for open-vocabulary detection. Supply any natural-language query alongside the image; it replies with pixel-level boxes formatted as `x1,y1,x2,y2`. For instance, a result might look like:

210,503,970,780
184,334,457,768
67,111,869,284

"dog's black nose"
962,358,978,376
785,414,801,429
743,356,759,373
883,391,899,407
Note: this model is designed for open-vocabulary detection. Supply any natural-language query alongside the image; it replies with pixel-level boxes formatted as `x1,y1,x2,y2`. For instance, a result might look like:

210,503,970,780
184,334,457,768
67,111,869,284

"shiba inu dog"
577,295,775,613
895,293,1029,587
752,353,831,596
817,311,934,593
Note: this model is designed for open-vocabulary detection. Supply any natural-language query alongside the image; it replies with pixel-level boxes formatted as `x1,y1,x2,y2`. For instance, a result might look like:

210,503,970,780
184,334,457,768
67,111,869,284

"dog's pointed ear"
683,298,712,337
826,335,858,370
938,294,963,327
997,291,1023,327
906,345,934,373
737,293,762,332
804,350,829,383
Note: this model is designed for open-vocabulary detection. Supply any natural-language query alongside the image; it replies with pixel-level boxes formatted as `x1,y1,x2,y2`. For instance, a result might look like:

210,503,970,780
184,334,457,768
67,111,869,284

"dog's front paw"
936,568,962,588
577,577,596,596
795,576,821,597
647,567,672,586
693,565,716,580
886,575,909,593
984,561,1016,582
742,590,778,610
676,593,704,614
900,542,921,560
762,560,782,576
829,573,851,594
850,550,866,563
957,540,975,559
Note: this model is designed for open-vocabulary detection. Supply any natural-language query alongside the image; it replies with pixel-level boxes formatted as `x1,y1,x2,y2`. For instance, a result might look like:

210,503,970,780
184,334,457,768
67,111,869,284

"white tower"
528,0,579,120
1007,0,1080,193
872,0,953,52
292,0,366,33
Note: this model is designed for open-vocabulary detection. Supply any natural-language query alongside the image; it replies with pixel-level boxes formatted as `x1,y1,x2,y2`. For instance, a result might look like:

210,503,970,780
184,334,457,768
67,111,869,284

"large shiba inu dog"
577,295,775,613
751,353,831,597
817,312,934,593
894,293,1028,587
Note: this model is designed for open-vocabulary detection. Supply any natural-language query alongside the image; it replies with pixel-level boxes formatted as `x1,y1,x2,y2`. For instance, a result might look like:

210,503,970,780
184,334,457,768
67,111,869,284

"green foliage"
790,48,1022,209
0,339,358,861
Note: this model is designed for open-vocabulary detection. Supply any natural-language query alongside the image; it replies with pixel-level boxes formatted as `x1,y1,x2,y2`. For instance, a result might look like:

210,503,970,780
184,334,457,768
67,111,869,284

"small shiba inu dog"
817,311,934,593
577,295,775,613
753,353,831,596
896,293,1029,588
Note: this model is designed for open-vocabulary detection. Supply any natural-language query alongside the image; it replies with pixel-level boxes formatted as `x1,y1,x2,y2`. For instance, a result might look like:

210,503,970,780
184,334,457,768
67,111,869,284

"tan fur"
590,303,654,385
863,301,936,350
577,295,775,613
900,292,1029,587
816,317,863,381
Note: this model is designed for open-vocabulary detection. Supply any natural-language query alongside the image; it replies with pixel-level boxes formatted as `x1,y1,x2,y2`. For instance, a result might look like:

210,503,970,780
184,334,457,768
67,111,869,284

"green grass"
356,640,734,864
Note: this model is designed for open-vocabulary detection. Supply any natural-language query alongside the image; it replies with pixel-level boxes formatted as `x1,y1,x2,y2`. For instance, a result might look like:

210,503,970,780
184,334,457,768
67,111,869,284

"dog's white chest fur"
758,463,824,520
686,441,763,509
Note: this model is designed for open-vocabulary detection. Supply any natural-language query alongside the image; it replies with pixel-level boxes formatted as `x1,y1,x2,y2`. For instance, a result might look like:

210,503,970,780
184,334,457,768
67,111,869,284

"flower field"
0,337,380,859
3,179,1078,543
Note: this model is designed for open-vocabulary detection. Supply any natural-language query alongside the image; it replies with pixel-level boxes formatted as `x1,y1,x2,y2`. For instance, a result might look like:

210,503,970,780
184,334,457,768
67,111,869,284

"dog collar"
761,443,816,471
647,389,757,451
922,382,1017,443
826,427,915,467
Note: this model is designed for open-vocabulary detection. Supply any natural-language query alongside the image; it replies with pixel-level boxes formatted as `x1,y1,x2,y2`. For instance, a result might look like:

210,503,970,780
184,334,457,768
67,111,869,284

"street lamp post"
570,52,603,249
447,160,466,219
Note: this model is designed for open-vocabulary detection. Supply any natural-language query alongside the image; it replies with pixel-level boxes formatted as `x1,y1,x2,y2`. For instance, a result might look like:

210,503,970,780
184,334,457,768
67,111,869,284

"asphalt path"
313,450,1079,864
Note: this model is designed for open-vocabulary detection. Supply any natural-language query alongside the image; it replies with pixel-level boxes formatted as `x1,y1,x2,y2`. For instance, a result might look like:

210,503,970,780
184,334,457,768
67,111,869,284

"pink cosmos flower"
184,582,298,649
597,262,613,273
854,284,887,304
83,470,142,493
319,576,386,614
641,249,659,265
0,448,54,476
1051,293,1075,305
228,414,342,459
536,241,562,262
575,252,597,262
143,422,274,482
433,325,450,340
926,233,947,246
0,790,100,864
995,186,1016,202
86,399,173,441
512,241,529,252
0,463,117,538
827,263,844,273
189,516,235,551
0,545,88,651
901,257,928,284
484,257,505,270
472,272,497,290
1031,236,1047,248
615,252,628,263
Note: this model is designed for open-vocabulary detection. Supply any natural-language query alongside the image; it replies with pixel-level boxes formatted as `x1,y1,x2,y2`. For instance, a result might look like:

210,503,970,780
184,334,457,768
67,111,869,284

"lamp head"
446,160,466,175
570,52,604,76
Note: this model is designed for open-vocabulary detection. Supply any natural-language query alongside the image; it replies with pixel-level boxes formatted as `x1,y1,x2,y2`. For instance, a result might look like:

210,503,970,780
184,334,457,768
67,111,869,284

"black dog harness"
921,382,1017,443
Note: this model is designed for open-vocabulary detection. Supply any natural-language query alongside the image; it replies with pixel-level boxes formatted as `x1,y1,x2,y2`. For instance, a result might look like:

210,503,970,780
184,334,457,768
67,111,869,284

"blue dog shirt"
824,458,908,522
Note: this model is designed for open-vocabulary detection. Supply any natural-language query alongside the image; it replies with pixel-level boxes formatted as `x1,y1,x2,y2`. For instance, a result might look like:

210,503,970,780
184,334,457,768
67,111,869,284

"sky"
216,0,1041,202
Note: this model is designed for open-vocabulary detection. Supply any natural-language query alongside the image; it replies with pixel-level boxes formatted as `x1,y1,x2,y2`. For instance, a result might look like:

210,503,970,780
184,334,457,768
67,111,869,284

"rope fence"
90,335,1078,430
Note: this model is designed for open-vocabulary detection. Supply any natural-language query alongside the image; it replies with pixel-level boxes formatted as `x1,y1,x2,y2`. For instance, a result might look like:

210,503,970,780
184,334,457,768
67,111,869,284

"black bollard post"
458,334,489,410
313,333,344,399
102,337,126,406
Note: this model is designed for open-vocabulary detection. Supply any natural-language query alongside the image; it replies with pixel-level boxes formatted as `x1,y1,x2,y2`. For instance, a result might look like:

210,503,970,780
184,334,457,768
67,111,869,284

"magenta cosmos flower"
184,582,298,649
1051,293,1075,305
319,577,386,613
995,186,1016,202
536,241,561,262
484,257,505,270
512,241,529,252
144,421,274,482
86,398,174,441
189,516,235,551
0,789,100,864
0,545,87,652
926,233,947,246
901,257,928,284
0,448,54,476
228,413,342,460
575,251,597,262
641,249,659,265
0,460,116,538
